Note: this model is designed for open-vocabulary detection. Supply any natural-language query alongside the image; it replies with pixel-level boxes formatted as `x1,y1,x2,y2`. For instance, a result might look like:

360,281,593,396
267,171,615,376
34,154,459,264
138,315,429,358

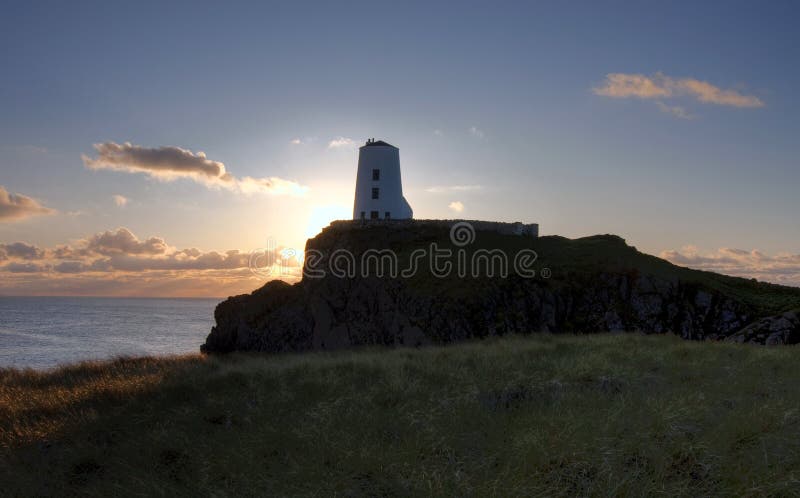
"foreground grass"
2,335,800,496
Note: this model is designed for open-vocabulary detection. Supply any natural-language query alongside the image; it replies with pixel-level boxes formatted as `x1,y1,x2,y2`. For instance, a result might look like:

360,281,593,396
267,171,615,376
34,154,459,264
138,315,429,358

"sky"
1,0,799,297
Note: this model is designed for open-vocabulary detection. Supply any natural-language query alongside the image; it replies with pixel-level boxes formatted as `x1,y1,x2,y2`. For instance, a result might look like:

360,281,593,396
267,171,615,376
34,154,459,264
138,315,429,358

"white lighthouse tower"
352,138,413,220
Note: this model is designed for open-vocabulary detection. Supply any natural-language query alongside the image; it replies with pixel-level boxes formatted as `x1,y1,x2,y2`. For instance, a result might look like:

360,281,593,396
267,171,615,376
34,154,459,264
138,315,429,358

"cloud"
661,246,800,286
448,201,465,213
237,176,309,196
289,138,303,145
425,185,483,194
41,250,252,274
655,101,694,120
0,270,261,298
0,227,301,273
53,261,92,274
96,250,252,272
0,242,45,260
82,142,308,196
112,194,128,207
593,73,672,99
83,142,230,183
0,227,303,297
0,185,56,222
673,78,763,107
469,126,485,139
433,129,443,136
2,262,48,273
85,228,168,256
594,72,764,108
327,137,356,148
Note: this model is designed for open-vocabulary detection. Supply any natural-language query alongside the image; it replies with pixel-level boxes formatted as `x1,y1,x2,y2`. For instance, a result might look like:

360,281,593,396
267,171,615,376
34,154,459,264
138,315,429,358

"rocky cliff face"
202,221,800,353
726,311,800,345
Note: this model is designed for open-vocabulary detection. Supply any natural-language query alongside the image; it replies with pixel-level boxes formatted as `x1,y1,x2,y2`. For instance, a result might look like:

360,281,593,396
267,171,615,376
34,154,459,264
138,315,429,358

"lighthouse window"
372,188,379,199
370,211,379,220
372,168,380,181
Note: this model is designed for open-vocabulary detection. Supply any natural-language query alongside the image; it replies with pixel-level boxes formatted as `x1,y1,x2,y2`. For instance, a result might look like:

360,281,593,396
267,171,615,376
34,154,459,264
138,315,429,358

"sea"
0,296,219,370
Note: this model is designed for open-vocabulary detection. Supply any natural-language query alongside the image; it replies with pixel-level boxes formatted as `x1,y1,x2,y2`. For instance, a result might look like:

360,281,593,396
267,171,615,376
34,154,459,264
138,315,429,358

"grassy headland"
313,223,800,315
3,334,800,496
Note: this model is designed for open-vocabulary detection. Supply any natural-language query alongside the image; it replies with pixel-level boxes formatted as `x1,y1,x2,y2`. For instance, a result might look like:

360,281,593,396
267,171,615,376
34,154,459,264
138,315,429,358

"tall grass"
2,334,800,496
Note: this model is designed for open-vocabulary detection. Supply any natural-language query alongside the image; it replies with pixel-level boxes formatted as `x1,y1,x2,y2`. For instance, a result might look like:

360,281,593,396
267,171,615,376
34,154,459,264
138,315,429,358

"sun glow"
305,204,351,240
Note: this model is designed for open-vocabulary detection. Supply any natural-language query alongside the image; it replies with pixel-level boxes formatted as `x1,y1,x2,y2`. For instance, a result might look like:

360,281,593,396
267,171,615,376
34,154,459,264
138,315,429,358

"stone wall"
325,219,539,238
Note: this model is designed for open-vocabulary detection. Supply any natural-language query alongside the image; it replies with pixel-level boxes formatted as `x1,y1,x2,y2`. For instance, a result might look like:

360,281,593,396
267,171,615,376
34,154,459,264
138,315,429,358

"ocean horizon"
0,296,219,370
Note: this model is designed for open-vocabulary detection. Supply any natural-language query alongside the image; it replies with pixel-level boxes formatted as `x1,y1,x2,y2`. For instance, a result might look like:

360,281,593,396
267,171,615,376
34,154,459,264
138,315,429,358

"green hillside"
4,333,800,496
533,234,800,314
311,222,800,315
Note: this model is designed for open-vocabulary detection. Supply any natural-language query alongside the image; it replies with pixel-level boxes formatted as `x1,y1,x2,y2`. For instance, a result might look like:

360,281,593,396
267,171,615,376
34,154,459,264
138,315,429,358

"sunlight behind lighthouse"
305,204,351,240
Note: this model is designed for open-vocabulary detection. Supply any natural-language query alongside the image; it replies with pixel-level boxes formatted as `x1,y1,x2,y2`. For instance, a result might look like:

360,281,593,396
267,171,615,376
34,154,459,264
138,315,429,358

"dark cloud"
82,142,308,195
53,261,90,274
0,242,46,260
82,142,231,182
2,262,48,273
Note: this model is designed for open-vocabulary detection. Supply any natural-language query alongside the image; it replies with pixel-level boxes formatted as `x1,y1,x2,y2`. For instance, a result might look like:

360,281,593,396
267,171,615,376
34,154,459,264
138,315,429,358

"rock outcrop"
202,221,800,353
726,311,800,345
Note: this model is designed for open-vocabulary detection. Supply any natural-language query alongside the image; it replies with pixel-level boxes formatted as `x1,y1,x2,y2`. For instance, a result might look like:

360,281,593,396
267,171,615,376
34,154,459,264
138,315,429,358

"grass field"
2,333,800,496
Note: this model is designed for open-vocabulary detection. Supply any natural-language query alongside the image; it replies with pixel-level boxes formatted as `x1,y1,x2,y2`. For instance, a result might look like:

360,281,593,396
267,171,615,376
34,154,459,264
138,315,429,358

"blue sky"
1,1,799,295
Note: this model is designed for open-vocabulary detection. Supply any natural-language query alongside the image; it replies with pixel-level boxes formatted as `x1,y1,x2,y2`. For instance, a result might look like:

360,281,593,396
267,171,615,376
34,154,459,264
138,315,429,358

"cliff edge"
202,220,800,352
